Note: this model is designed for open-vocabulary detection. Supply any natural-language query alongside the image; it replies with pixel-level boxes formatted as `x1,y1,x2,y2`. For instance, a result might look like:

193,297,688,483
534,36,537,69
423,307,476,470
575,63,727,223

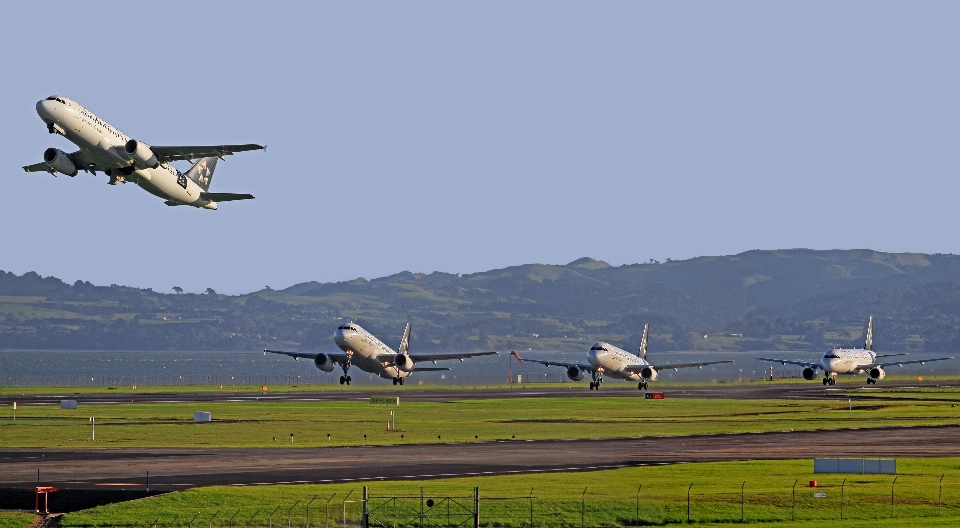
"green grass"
0,513,37,528
2,392,960,448
60,459,960,527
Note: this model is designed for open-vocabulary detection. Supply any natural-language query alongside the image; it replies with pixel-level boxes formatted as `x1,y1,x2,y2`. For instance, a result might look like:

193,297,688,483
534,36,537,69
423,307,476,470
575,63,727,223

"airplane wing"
757,357,823,370
511,357,598,373
264,349,349,362
624,360,733,371
865,357,954,369
23,150,99,174
151,144,265,163
412,367,452,372
407,351,499,362
200,192,255,202
875,353,909,358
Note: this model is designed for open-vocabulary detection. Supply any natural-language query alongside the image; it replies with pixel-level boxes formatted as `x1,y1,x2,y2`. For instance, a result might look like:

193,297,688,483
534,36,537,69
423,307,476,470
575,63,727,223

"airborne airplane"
758,316,953,385
23,96,263,209
512,324,732,390
266,322,498,385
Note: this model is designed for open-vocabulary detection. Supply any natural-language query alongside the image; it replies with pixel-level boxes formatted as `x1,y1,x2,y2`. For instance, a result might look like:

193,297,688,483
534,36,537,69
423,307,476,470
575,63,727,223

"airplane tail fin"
185,157,218,191
864,315,874,351
399,323,412,355
639,323,649,360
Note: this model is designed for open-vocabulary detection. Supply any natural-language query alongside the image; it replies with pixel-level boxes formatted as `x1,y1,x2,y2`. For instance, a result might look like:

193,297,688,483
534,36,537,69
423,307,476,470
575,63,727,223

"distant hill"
3,249,960,352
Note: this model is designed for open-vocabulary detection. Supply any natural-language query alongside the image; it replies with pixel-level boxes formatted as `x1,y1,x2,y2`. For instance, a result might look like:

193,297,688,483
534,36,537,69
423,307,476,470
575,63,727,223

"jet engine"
124,140,159,169
566,366,584,381
394,354,416,372
802,367,817,380
43,148,77,176
639,366,659,381
313,353,335,372
868,366,886,380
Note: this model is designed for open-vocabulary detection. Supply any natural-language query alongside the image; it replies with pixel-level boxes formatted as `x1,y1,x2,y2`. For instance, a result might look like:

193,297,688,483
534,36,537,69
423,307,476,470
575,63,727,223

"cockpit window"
338,325,357,332
46,96,66,104
823,353,840,359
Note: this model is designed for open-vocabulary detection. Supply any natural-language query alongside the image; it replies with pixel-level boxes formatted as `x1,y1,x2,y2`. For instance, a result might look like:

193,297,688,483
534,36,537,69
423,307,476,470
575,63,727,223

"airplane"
511,324,733,390
758,316,953,385
23,95,263,209
265,322,498,385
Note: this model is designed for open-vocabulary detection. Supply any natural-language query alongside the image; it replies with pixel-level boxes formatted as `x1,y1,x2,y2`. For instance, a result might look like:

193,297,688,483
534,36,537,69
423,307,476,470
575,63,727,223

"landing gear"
590,372,603,390
392,377,406,385
339,361,353,385
638,381,648,391
866,378,876,385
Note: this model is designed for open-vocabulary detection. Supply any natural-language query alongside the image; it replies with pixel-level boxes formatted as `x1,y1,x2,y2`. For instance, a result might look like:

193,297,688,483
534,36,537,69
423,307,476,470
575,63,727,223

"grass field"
0,513,36,528
2,390,960,448
55,459,960,527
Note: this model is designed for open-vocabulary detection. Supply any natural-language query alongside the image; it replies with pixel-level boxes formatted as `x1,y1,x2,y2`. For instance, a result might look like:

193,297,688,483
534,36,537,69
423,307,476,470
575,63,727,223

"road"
4,424,960,490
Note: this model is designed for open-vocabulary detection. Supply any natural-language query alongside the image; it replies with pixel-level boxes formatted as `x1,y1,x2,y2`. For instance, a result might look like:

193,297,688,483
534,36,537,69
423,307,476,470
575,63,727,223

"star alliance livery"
758,316,953,385
512,324,733,390
23,96,263,209
265,322,498,385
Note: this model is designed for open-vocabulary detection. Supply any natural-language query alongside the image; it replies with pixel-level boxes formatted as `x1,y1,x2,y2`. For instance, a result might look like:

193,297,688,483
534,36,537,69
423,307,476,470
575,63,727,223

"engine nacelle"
395,354,416,372
43,148,77,176
313,353,335,372
868,366,885,380
124,140,159,169
566,366,584,381
802,367,817,380
639,366,659,381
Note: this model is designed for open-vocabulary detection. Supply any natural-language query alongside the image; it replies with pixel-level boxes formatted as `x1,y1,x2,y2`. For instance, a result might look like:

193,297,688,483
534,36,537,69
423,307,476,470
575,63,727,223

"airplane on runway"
265,322,498,385
758,316,953,385
511,324,733,390
22,95,263,209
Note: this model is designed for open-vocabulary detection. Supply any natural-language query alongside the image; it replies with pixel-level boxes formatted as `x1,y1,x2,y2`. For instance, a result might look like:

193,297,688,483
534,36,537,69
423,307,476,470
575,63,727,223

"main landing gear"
589,372,603,390
866,378,877,385
822,377,836,386
392,377,405,385
638,381,648,391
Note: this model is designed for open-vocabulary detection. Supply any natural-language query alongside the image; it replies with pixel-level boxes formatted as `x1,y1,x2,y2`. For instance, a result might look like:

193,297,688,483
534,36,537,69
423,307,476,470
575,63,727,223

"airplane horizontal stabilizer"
413,367,451,372
200,192,255,202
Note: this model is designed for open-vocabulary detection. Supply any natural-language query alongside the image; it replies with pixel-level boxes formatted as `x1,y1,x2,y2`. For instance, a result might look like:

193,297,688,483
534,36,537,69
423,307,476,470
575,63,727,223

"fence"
66,479,960,527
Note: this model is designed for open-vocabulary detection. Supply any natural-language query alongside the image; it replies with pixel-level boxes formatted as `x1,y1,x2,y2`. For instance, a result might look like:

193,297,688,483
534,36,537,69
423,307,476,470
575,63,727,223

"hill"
2,249,960,352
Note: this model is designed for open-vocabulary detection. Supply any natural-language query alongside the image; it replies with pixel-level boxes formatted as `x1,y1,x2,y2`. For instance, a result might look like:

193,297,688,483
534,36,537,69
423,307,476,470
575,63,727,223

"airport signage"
644,392,665,400
371,397,400,405
813,492,827,498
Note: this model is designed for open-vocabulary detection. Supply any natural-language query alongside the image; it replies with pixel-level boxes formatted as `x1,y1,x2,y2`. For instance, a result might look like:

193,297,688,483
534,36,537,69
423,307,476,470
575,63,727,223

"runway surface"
4,424,960,490
1,380,955,406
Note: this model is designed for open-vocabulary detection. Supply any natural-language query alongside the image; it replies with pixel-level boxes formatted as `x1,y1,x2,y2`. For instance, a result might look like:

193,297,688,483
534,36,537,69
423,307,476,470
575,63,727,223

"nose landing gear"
589,372,603,390
638,381,648,391
339,361,353,385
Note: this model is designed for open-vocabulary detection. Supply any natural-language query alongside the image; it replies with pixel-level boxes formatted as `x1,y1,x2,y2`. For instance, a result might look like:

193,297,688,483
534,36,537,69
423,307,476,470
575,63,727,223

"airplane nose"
36,99,56,121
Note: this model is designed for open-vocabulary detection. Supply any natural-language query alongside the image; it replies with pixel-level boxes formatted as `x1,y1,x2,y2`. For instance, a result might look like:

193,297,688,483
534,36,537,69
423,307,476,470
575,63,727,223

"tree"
205,288,217,295
172,286,183,294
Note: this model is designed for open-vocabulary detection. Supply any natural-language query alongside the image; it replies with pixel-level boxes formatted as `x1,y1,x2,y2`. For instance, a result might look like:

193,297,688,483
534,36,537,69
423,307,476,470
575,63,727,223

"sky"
2,2,959,294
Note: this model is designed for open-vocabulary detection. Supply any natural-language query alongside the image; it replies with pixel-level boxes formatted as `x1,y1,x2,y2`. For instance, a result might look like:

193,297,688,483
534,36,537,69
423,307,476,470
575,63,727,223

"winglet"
510,351,524,364
639,323,649,360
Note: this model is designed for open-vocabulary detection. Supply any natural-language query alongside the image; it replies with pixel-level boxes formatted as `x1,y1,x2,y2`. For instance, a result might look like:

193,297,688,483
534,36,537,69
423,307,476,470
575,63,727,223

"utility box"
60,400,77,410
194,412,212,422
644,392,665,400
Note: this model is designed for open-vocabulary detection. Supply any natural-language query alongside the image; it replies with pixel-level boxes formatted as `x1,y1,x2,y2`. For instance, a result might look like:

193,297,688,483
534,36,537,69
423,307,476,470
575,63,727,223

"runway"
4,424,960,490
1,380,954,406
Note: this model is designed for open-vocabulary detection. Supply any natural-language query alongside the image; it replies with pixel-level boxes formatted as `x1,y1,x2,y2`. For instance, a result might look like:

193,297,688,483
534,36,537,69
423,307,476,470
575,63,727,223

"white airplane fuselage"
820,348,876,377
334,323,409,380
588,342,646,381
35,97,217,209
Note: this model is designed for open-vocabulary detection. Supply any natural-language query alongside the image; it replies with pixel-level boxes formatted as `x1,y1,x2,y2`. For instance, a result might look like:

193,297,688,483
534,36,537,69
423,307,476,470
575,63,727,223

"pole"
268,505,281,528
208,510,220,528
342,491,353,528
687,483,693,523
227,510,240,528
891,476,898,518
792,480,797,521
473,487,480,528
188,511,201,528
636,485,641,525
940,474,945,516
362,487,369,528
91,416,95,441
580,487,587,528
246,509,261,528
529,488,534,528
287,500,301,528
324,493,337,528
840,478,846,520
741,481,745,523
306,495,318,528
147,471,150,492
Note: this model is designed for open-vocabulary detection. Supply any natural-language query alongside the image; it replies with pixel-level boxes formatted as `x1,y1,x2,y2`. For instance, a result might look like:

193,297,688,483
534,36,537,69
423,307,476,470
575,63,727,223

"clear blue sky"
2,2,958,294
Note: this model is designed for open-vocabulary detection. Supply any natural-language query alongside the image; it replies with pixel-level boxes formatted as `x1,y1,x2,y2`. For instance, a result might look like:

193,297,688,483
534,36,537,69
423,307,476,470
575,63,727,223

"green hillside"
2,249,960,352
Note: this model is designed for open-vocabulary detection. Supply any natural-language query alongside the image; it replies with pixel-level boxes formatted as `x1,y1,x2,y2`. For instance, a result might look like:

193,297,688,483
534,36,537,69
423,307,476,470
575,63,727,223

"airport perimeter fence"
67,479,960,528
1,374,336,387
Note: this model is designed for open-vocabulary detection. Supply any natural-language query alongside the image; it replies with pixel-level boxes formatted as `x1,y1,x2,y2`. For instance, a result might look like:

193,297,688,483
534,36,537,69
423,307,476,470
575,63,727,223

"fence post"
740,481,745,523
324,493,337,528
891,476,898,518
227,510,241,528
581,487,587,528
306,495,318,528
246,509,260,528
342,491,353,528
473,487,480,528
419,487,424,528
940,475,945,516
687,483,693,523
791,480,797,521
208,510,220,528
362,487,369,528
529,488,534,528
288,500,302,528
188,511,201,528
269,505,281,528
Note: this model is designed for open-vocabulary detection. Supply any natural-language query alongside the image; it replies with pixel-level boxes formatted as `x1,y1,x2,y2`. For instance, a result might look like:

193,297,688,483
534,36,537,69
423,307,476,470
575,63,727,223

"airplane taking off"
265,322,498,385
512,324,733,390
758,316,953,385
23,96,263,209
